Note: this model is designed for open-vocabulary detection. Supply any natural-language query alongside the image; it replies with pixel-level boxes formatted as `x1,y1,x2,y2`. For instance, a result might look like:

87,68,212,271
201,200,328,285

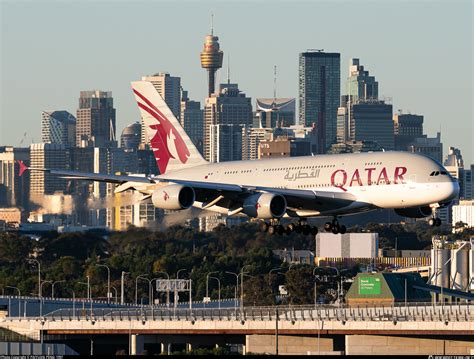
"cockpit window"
430,171,445,176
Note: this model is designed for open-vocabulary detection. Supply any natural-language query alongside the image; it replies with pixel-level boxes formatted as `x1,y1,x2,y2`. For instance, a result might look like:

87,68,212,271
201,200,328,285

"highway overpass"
2,302,474,355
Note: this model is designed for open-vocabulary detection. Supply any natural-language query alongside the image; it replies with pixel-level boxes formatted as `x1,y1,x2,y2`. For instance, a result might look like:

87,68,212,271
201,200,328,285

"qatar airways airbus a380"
20,81,459,236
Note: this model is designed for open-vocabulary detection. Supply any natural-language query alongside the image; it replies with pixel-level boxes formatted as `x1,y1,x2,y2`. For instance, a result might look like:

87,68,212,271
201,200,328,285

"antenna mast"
211,12,214,35
273,65,277,105
227,54,230,84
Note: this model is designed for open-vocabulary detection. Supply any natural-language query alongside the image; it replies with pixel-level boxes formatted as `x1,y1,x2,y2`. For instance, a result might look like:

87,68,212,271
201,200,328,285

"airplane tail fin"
131,81,207,174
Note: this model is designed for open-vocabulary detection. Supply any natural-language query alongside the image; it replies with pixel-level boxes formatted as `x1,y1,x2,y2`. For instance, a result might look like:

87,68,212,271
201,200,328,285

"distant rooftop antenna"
273,65,277,105
227,54,230,84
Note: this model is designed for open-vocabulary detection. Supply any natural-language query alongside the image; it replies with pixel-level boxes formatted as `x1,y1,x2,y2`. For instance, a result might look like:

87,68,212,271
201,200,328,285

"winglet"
17,160,28,176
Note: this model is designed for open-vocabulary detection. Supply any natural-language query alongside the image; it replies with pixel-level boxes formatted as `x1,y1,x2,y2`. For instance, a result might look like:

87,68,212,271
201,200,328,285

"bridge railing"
4,302,471,323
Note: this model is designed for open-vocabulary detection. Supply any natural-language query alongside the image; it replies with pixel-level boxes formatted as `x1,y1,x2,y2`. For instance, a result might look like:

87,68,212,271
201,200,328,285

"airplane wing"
18,161,152,184
19,161,357,215
152,176,357,214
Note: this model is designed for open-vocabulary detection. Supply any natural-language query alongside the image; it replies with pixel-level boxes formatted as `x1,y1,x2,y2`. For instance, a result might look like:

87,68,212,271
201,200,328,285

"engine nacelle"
395,206,432,218
152,184,195,210
243,193,287,219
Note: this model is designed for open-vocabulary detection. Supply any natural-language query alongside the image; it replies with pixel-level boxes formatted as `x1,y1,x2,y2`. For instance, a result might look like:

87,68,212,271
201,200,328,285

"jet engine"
152,184,195,210
242,193,287,219
395,206,432,218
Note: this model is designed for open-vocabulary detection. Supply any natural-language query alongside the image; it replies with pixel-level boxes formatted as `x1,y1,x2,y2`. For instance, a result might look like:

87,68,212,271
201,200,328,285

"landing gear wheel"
339,225,347,234
276,225,285,235
259,221,269,232
268,225,276,235
324,222,333,232
311,226,318,236
295,225,302,234
428,218,436,227
331,226,339,234
435,218,442,227
302,224,311,235
287,223,295,232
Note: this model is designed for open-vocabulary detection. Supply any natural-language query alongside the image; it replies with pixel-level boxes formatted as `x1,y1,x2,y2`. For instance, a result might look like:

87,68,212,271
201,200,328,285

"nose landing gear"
428,217,442,227
428,207,442,227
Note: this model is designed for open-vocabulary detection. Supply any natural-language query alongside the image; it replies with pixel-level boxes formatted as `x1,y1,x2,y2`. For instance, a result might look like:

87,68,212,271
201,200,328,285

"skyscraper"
256,98,295,128
393,113,424,150
41,111,76,147
76,90,116,148
209,124,245,162
350,100,394,150
29,143,68,203
0,146,30,209
204,83,253,161
242,127,273,160
337,59,393,150
299,50,340,153
407,133,443,163
180,90,204,155
140,73,181,145
345,58,378,101
120,122,141,150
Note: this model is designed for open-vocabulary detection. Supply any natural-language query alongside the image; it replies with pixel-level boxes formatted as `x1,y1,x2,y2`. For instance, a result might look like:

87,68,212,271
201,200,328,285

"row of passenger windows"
224,169,252,175
365,162,383,166
296,180,392,189
263,164,335,172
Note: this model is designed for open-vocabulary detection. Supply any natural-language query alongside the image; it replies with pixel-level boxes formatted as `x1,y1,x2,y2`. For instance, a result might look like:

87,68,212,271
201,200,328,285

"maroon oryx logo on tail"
133,89,190,174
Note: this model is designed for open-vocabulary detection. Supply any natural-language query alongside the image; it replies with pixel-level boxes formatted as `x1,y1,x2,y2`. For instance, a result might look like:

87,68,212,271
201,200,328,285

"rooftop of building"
300,50,340,58
121,122,141,136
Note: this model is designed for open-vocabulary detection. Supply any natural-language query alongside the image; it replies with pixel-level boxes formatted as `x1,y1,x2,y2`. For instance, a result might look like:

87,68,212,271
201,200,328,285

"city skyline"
1,0,472,164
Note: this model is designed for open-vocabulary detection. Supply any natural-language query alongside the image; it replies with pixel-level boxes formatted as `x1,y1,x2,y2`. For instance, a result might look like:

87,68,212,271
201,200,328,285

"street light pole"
121,271,129,305
28,259,41,298
225,271,239,311
40,280,52,298
209,277,221,309
135,274,148,305
176,269,187,279
97,264,111,303
206,271,218,305
240,265,251,311
111,286,118,303
51,280,65,299
312,267,320,308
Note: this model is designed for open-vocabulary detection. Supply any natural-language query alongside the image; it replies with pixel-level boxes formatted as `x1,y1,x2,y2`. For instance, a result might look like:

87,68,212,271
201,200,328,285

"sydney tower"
200,22,223,97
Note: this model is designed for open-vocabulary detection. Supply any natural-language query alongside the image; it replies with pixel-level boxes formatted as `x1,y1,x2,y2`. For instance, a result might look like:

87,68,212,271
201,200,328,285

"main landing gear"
259,219,318,237
324,217,346,234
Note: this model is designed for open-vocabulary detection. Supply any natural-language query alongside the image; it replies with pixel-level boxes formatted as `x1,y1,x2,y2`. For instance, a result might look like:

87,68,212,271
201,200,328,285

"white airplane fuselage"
159,151,459,218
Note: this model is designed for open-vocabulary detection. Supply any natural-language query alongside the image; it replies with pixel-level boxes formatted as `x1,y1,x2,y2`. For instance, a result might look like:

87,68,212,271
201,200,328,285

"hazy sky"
1,0,473,164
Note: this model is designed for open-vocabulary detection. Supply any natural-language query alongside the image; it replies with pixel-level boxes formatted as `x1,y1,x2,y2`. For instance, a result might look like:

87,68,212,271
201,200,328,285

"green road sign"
359,277,381,295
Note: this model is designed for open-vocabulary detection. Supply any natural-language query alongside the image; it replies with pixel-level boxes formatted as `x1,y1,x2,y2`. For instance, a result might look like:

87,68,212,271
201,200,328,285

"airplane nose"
450,181,460,200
